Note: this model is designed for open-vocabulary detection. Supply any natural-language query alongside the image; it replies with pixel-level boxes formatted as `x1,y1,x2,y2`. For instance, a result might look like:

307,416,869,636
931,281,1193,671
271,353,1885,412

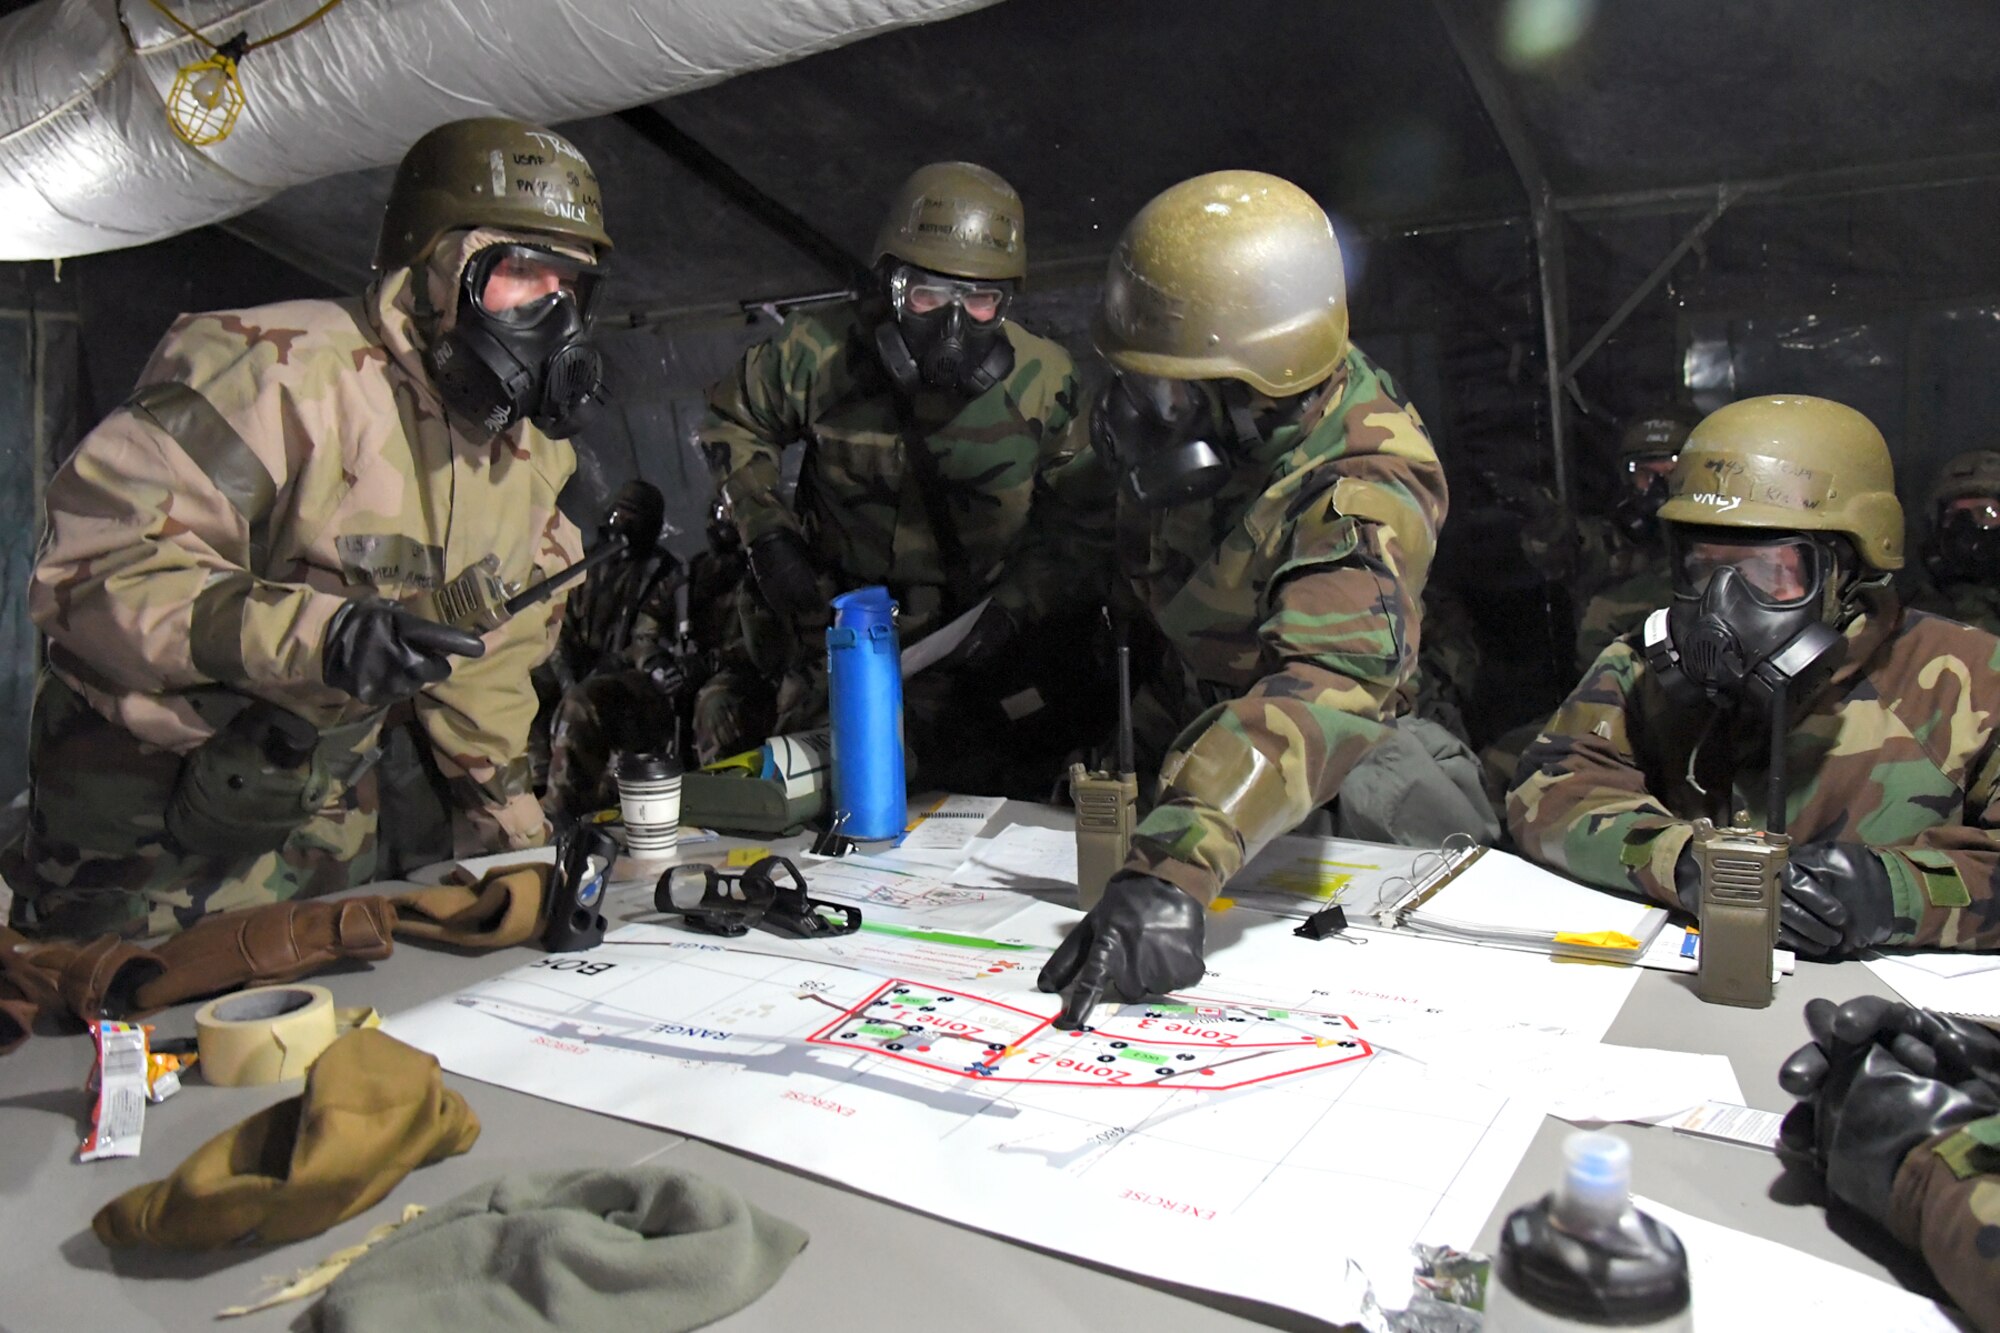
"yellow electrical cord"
148,0,349,148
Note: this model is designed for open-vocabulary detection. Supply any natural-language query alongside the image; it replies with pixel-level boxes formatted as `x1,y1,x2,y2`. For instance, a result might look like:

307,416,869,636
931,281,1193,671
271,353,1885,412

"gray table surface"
0,804,1953,1332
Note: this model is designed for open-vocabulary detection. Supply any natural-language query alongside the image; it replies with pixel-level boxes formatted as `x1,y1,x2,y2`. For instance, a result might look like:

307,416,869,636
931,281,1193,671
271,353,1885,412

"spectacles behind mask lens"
654,855,861,939
890,269,1008,324
1090,372,1232,508
469,244,604,325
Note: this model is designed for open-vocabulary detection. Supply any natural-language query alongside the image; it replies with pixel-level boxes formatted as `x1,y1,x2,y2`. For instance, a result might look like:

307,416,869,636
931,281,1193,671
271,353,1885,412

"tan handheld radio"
1071,633,1137,910
1691,818,1788,1008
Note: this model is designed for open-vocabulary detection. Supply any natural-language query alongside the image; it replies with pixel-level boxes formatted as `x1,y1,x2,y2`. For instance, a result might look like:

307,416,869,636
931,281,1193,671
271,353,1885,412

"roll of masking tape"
195,984,337,1087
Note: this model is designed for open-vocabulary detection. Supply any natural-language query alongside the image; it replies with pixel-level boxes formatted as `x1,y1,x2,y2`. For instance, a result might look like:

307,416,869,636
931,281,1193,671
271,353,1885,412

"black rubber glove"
1671,840,1702,914
321,600,486,705
1780,842,1899,959
1037,872,1205,1031
1776,996,2000,1227
746,529,824,625
934,601,1018,673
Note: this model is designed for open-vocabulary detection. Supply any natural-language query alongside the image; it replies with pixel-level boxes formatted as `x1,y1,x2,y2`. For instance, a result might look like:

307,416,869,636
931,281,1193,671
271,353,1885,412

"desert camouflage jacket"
1507,593,2000,951
700,302,1081,649
1048,345,1447,906
31,269,583,849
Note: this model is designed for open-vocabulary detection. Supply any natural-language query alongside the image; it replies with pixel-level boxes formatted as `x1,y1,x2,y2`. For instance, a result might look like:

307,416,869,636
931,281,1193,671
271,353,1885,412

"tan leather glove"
390,863,549,952
130,897,396,1013
93,1028,480,1249
0,928,165,1052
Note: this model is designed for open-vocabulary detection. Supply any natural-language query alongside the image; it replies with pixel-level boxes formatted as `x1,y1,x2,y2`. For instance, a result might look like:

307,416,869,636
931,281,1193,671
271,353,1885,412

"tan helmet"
1658,395,1904,570
375,117,612,272
1928,449,2000,511
1618,411,1694,460
872,162,1026,283
1095,171,1348,397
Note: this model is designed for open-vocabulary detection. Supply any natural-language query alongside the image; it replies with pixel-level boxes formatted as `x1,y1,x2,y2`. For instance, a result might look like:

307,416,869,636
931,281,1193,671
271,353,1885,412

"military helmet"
376,117,612,271
872,162,1026,283
1928,449,2000,511
1658,395,1903,570
1618,412,1694,460
1095,171,1348,398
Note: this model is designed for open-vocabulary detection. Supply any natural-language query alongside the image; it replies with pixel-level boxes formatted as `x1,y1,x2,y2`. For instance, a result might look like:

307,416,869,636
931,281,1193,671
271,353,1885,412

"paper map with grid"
384,899,1639,1324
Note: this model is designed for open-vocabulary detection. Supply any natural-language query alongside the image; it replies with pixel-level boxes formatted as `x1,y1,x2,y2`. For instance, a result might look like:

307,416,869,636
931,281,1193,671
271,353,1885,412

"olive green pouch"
678,771,825,838
165,701,334,858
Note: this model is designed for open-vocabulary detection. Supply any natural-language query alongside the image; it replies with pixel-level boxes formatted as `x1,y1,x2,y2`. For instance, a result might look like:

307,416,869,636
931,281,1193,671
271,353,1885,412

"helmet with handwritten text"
375,117,612,271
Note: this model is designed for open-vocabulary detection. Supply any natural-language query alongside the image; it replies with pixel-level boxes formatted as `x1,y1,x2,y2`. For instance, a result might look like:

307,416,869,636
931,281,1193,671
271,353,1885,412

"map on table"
385,892,1641,1325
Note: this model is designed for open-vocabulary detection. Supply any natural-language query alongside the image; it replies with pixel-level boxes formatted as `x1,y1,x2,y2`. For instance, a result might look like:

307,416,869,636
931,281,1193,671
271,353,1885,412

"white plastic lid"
1554,1130,1632,1229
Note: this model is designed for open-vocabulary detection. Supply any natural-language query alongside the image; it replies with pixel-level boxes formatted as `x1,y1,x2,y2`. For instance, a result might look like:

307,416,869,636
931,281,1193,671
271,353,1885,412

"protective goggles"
465,243,605,325
1670,528,1830,607
654,855,861,939
889,268,1008,324
1621,455,1679,485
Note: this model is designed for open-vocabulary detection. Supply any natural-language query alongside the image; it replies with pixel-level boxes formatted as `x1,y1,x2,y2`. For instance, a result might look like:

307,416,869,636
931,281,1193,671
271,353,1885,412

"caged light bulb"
190,63,228,110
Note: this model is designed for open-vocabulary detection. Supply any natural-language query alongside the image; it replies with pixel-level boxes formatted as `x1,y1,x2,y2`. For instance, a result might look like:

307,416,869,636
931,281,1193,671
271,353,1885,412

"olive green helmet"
872,162,1026,282
1658,395,1904,570
1618,411,1694,460
375,117,612,271
1095,171,1349,397
1928,449,2000,511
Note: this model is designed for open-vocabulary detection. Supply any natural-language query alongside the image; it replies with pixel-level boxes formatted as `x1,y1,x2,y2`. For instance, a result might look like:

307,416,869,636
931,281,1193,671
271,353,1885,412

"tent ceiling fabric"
0,0,1003,260
18,0,2000,316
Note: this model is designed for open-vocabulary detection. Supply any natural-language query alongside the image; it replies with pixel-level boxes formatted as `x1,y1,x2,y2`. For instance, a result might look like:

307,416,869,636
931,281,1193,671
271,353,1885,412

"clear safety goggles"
467,244,604,324
889,268,1009,324
1672,529,1829,607
1942,496,2000,529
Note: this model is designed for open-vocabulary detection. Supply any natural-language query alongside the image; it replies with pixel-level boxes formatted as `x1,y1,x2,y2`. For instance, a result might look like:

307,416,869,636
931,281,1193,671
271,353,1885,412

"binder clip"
1295,903,1358,942
655,854,861,940
809,810,856,860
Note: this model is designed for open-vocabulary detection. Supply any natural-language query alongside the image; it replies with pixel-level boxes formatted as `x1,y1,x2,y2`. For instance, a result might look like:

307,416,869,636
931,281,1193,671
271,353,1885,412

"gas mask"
428,243,608,439
1089,372,1265,509
600,479,667,553
1642,527,1848,711
1610,456,1676,545
1926,498,2000,585
873,265,1015,397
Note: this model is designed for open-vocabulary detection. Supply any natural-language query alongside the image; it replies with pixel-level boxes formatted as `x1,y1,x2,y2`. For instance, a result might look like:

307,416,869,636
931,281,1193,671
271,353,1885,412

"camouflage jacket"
700,302,1081,649
1507,593,2000,951
1573,557,1673,676
1889,1111,2000,1331
1049,346,1447,906
31,269,584,850
554,543,682,687
1902,565,2000,639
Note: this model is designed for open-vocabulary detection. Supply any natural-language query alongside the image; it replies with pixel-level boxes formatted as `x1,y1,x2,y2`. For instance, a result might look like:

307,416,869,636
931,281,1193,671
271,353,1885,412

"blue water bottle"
826,586,906,841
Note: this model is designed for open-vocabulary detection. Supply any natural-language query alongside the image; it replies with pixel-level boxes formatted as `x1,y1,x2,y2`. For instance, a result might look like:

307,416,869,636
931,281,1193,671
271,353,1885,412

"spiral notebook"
1224,834,1670,963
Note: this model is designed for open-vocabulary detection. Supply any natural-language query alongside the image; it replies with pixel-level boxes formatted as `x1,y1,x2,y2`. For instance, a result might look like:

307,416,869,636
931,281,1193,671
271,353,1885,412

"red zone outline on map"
806,979,1374,1091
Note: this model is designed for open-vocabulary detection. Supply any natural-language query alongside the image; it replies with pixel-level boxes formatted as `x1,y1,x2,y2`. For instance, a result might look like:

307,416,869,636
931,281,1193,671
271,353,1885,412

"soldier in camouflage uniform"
1903,449,2000,636
1035,172,1453,1026
1778,996,2000,1330
693,162,1083,781
8,118,605,938
1509,395,2000,958
542,480,686,819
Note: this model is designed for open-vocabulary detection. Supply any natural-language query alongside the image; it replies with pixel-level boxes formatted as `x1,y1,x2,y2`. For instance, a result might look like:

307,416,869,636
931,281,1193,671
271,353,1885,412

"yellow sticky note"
1209,897,1235,913
1553,930,1641,951
725,847,771,868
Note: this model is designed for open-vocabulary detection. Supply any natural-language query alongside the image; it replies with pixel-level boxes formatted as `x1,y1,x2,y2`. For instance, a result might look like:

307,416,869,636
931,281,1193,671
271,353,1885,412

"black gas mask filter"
874,265,1016,397
1090,372,1267,509
429,243,608,439
1642,527,1849,712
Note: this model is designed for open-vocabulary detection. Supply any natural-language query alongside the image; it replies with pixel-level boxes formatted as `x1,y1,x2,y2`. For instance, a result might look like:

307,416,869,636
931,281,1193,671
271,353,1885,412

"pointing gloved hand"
1779,842,1899,959
746,529,825,625
1037,872,1205,1031
1777,996,2000,1228
322,599,486,705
